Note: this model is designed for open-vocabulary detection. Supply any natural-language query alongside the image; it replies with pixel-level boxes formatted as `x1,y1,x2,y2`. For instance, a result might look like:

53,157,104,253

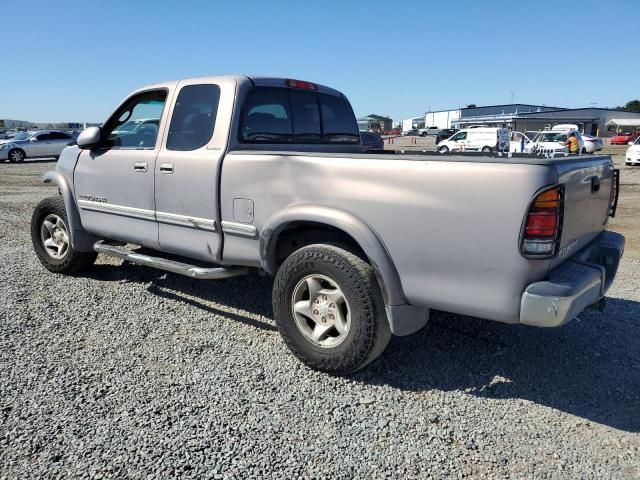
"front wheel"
438,145,449,154
273,244,391,375
481,146,492,153
8,148,25,162
31,196,97,274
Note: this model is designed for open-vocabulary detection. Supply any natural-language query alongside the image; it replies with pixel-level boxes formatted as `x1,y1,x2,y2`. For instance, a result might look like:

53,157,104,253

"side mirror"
76,126,101,149
629,141,634,146
30,137,38,142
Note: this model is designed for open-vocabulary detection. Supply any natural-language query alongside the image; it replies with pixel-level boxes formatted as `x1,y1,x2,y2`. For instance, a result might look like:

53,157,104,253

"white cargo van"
437,127,509,153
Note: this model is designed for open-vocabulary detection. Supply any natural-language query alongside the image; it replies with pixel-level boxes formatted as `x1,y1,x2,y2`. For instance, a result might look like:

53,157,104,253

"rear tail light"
285,79,317,91
520,186,563,258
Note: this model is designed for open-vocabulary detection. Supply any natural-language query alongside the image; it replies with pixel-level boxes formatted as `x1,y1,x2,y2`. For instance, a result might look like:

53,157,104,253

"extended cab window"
239,87,359,144
102,90,167,149
167,84,221,151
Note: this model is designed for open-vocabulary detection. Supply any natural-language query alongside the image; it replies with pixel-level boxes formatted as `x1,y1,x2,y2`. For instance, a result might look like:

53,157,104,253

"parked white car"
626,137,640,165
437,127,509,153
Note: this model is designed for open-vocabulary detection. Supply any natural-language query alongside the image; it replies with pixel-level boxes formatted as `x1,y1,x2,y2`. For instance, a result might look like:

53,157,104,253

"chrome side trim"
156,211,217,232
77,199,156,221
221,221,258,238
77,200,217,232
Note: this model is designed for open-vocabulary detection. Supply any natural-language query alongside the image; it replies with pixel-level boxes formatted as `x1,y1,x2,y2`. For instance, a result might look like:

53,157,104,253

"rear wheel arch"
260,206,406,306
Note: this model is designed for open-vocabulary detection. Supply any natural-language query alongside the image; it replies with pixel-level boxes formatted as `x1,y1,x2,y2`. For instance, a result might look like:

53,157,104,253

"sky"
1,0,638,123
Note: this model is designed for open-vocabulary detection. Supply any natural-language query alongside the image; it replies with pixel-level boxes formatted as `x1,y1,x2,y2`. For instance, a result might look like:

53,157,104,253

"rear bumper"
519,231,625,327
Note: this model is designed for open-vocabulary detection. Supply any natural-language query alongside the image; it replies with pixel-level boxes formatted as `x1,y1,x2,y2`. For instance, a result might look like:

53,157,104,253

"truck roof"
134,75,345,98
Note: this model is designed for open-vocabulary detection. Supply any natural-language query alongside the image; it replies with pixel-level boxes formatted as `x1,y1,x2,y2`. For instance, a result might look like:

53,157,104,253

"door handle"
134,161,148,172
160,163,174,174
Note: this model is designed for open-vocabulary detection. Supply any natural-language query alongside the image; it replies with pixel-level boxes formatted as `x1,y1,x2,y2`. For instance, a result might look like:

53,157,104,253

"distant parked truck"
30,75,624,375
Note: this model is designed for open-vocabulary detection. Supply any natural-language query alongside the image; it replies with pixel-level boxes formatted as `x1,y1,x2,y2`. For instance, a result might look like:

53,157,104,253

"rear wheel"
273,244,391,375
31,196,97,274
8,148,25,163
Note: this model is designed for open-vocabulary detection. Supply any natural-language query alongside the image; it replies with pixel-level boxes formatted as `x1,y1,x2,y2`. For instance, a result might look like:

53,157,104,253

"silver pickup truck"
30,75,624,374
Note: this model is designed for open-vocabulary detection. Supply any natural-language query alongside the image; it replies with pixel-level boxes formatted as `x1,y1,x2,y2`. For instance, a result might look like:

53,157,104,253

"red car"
611,132,640,145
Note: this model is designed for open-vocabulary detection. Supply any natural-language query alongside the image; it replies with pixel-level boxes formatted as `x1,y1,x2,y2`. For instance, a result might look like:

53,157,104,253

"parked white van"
437,127,509,154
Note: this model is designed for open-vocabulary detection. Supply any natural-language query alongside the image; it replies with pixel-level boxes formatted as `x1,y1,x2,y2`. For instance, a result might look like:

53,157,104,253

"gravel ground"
1,157,639,479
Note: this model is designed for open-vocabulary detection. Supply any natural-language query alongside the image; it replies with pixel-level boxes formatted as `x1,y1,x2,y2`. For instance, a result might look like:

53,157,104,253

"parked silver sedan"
0,130,75,162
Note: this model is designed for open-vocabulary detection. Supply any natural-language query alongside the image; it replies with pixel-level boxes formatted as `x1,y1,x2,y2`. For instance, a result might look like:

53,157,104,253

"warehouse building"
402,105,640,137
357,114,393,133
0,119,30,128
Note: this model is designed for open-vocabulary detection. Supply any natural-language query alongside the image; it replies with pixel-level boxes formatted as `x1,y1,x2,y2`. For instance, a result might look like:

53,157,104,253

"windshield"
9,132,29,140
536,132,567,142
635,137,640,145
113,120,143,134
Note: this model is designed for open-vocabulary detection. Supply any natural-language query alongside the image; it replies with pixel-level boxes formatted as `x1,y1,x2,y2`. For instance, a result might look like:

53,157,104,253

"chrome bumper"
520,231,625,327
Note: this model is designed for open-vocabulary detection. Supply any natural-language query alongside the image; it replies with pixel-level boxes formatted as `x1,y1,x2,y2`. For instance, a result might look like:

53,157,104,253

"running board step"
94,241,248,280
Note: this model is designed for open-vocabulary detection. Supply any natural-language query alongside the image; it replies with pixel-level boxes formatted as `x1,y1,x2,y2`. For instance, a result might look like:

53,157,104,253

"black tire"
438,146,449,154
581,147,587,154
273,244,391,375
8,148,25,163
481,146,492,153
31,196,97,274
421,132,428,137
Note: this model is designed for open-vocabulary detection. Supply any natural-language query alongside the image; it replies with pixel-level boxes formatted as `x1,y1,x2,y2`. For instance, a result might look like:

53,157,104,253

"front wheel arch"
42,171,98,252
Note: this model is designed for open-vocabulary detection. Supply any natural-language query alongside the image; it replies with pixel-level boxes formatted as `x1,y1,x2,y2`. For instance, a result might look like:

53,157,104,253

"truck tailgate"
550,156,616,270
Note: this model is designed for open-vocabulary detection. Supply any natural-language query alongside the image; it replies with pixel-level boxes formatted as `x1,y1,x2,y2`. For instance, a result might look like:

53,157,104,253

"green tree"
624,100,640,112
615,100,640,112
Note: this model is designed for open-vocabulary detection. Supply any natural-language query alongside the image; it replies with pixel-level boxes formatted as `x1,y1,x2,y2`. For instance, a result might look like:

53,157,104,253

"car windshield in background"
115,120,143,133
537,132,566,142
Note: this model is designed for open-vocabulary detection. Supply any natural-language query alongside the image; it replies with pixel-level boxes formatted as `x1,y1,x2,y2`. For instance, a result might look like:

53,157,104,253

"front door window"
101,91,167,150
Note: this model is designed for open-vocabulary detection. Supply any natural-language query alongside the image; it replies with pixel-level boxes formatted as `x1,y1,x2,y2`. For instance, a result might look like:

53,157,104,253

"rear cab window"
240,87,359,145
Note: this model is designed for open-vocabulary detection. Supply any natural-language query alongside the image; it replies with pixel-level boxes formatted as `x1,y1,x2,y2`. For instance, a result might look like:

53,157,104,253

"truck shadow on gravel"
89,263,277,332
356,299,640,432
88,264,639,432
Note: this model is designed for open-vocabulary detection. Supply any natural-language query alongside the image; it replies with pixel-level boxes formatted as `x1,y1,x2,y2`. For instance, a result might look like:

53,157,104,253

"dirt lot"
1,151,639,479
